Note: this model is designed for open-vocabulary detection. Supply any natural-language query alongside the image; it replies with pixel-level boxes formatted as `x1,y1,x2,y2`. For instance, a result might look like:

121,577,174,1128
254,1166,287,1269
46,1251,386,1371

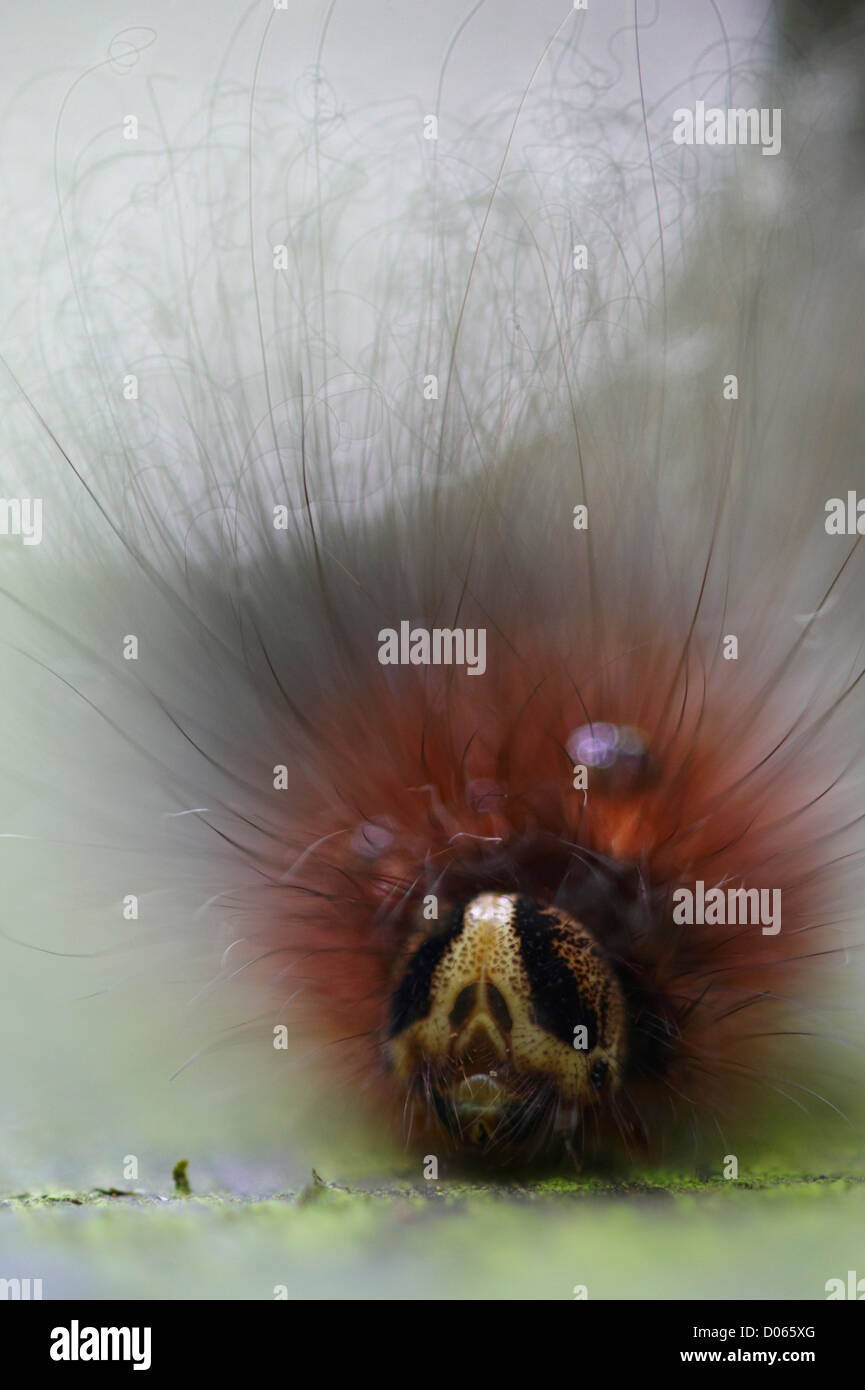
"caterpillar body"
2,1,865,1182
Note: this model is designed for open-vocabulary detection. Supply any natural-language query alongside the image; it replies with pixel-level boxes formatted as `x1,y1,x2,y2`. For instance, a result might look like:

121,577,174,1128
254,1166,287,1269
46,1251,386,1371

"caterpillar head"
386,892,627,1159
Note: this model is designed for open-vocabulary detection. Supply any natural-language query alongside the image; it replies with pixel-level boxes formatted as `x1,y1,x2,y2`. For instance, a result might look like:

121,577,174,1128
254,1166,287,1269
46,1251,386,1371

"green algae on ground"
3,1161,865,1300
172,1160,192,1197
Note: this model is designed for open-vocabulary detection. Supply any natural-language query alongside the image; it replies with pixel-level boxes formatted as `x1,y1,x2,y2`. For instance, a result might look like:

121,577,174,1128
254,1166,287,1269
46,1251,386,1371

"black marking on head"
486,982,513,1034
513,897,600,1049
388,901,467,1038
449,984,478,1029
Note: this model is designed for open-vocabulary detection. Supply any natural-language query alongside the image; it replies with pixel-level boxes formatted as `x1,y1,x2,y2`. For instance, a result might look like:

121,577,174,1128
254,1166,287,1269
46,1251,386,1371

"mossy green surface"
3,1165,865,1299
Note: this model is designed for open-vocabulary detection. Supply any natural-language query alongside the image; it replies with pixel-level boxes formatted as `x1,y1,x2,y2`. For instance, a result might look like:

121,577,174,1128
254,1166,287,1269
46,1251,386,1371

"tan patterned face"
387,893,627,1156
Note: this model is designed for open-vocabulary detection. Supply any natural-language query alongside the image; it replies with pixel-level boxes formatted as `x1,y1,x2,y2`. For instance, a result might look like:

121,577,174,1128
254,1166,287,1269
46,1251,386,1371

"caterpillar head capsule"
387,892,627,1157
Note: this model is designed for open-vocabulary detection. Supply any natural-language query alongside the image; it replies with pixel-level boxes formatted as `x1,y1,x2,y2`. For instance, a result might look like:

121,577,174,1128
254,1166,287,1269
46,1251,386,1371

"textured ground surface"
3,1165,865,1300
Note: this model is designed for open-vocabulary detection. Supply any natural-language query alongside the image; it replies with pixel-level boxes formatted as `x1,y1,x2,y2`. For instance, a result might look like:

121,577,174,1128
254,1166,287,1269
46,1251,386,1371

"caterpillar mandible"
2,0,865,1185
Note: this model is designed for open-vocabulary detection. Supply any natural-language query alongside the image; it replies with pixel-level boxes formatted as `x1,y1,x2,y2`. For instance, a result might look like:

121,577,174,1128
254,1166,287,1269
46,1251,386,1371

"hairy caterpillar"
2,0,865,1184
